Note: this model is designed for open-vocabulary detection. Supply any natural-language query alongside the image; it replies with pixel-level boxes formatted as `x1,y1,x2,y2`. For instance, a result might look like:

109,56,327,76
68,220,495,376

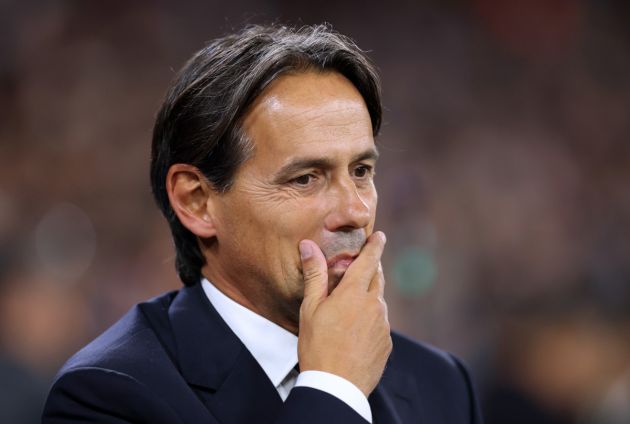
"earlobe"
166,164,218,238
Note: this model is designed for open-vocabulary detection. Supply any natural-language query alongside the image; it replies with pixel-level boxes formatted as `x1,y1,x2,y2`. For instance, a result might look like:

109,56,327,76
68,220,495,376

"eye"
353,164,374,179
291,173,316,186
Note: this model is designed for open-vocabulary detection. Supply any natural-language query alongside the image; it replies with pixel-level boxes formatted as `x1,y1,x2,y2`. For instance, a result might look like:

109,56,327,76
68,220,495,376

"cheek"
273,198,329,236
364,185,378,212
365,189,378,234
368,186,378,210
220,199,314,268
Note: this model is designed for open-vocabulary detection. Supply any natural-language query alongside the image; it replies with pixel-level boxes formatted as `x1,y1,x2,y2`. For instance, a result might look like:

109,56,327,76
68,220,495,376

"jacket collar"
168,283,285,424
168,283,244,390
167,283,412,424
370,360,417,424
200,278,299,389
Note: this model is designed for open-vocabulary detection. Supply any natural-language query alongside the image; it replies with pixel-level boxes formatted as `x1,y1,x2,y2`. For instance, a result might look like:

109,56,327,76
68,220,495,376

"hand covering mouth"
326,253,358,269
319,229,366,269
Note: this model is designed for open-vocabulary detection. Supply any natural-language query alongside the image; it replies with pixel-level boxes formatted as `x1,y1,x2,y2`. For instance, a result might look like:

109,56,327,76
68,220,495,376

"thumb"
299,240,328,309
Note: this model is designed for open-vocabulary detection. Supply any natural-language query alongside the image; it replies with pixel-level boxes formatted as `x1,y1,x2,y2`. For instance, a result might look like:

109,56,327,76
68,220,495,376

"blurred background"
1,0,629,422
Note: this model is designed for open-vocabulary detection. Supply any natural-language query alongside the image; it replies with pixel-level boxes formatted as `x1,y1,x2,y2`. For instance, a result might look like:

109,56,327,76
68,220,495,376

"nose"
324,177,373,232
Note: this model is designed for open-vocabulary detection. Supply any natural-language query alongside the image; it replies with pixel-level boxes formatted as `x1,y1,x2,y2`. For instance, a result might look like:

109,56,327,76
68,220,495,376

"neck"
201,267,300,335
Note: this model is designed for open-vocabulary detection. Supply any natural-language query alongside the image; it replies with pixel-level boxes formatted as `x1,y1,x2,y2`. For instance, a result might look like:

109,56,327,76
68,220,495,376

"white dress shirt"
201,278,372,422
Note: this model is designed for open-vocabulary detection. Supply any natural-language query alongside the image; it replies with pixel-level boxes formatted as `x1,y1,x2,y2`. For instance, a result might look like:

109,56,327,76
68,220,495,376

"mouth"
326,253,358,270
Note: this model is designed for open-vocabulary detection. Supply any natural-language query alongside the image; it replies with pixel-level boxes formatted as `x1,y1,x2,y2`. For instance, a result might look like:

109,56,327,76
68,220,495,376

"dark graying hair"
150,24,383,286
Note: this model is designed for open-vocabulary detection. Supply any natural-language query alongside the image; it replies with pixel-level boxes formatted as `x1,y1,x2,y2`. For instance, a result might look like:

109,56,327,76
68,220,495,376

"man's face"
203,71,378,328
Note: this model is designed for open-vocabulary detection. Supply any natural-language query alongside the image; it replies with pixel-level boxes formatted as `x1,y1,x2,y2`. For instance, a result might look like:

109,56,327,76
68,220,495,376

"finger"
368,262,385,297
341,231,386,292
299,239,329,311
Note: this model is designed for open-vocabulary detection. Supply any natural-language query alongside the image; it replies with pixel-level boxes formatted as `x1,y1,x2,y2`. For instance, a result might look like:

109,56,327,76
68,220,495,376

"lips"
326,253,358,269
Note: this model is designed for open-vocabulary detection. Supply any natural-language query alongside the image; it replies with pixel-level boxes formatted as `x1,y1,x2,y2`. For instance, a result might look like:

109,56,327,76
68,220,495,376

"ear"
166,164,218,238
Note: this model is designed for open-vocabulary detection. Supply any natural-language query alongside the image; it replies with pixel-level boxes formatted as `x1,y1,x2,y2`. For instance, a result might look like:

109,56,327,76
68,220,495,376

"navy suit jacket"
43,283,483,423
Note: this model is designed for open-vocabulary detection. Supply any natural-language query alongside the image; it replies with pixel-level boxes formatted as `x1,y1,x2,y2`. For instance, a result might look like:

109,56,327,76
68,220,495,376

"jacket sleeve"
275,387,370,424
42,367,183,424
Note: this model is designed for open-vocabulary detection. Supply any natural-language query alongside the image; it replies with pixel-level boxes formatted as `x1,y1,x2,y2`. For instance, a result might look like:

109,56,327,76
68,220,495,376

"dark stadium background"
1,1,629,422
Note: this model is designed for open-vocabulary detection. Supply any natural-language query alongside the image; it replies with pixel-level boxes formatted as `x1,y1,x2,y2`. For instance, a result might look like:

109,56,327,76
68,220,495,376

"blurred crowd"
1,1,629,423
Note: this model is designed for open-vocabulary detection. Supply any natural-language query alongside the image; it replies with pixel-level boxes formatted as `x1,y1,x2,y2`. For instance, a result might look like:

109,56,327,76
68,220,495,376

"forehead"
241,71,375,170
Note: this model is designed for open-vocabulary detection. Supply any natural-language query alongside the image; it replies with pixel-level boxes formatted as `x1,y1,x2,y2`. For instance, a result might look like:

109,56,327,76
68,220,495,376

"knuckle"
378,300,387,316
303,266,323,281
380,298,388,315
367,296,387,317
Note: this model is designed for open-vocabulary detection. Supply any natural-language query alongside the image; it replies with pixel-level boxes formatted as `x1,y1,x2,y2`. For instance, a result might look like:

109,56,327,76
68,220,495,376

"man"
43,24,482,423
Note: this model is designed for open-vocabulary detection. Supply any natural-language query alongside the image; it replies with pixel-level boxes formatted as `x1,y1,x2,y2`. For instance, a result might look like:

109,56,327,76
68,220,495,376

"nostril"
336,225,361,233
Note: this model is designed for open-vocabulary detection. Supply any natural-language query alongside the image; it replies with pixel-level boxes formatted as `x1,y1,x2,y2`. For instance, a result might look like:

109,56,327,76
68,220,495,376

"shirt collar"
201,278,298,388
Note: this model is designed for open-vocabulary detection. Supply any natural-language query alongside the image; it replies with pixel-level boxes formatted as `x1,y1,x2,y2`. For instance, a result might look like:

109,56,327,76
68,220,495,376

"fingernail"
299,241,312,259
372,231,386,244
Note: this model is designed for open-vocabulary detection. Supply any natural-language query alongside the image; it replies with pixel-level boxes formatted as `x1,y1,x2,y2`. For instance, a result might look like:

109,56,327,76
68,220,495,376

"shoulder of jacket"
55,290,180,381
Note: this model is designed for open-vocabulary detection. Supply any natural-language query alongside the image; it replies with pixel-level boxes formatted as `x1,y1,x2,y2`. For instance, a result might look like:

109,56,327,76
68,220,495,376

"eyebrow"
272,146,380,182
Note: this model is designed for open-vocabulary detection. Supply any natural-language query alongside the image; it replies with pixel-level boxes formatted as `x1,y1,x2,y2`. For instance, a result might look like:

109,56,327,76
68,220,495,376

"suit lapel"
168,284,283,424
370,384,403,424
201,347,284,424
168,284,425,424
369,357,419,424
